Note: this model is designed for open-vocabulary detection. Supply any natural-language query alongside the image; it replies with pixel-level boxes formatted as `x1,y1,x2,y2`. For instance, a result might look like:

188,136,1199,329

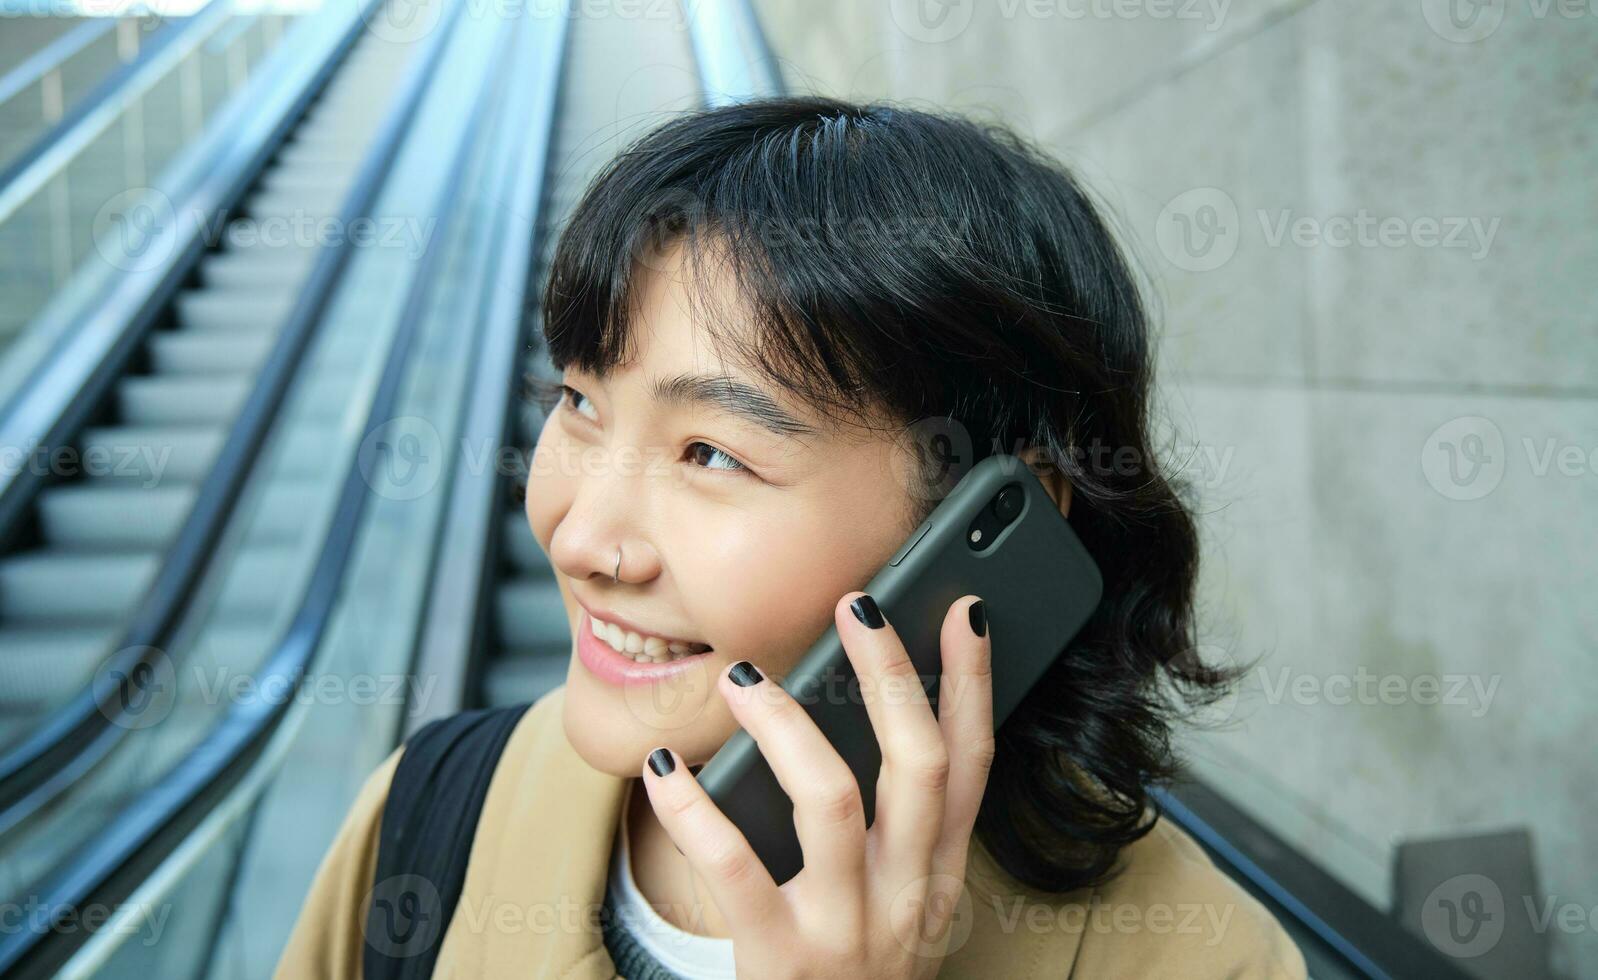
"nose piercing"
613,545,622,584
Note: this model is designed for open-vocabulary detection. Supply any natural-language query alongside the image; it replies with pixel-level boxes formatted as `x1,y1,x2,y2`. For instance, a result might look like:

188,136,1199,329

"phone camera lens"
992,485,1023,523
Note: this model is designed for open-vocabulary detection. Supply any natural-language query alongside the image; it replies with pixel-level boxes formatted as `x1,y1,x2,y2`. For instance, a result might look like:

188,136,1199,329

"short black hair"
534,95,1232,894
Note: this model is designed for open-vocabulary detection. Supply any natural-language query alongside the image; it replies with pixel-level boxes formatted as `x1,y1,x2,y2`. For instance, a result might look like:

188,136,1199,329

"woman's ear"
1019,446,1073,520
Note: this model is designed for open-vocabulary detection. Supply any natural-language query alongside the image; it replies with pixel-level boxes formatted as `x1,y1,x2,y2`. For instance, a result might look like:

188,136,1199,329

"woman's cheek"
689,527,852,672
524,427,575,554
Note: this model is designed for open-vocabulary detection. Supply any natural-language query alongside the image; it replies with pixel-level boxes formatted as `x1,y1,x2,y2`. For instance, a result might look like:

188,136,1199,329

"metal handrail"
0,17,117,110
0,0,236,226
0,0,389,825
1154,776,1472,977
682,0,783,106
402,0,571,737
0,1,238,225
0,2,536,973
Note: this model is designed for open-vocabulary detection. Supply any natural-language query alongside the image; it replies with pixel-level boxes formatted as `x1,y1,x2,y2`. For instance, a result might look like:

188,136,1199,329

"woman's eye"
687,441,747,474
559,383,599,422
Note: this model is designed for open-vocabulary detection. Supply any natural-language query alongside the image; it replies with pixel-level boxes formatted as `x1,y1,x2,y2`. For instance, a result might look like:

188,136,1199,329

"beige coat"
276,686,1307,978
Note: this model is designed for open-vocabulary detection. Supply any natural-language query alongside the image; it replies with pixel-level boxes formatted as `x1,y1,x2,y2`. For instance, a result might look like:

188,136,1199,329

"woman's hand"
640,591,995,980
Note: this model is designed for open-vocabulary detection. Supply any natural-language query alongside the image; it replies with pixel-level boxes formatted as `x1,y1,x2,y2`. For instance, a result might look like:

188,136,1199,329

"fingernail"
968,599,987,637
729,660,763,686
850,593,885,629
648,747,675,776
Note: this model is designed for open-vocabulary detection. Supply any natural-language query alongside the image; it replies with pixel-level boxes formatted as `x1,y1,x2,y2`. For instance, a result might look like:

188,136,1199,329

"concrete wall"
749,1,1597,974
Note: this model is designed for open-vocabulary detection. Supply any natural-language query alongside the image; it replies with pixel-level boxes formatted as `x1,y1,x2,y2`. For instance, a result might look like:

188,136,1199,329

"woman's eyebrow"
649,372,817,439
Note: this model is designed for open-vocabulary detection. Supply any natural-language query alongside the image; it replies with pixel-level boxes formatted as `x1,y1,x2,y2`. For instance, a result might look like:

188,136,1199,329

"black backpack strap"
363,703,532,980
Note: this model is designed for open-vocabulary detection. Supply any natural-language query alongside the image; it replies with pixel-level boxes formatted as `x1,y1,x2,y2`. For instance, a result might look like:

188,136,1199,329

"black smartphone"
693,452,1104,885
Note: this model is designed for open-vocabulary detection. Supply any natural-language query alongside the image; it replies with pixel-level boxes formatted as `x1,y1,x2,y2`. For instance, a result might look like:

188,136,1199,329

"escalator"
0,0,562,973
0,29,409,758
0,2,295,363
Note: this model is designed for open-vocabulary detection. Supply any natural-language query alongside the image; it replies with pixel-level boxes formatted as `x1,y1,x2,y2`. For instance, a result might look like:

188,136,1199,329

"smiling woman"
275,96,1307,979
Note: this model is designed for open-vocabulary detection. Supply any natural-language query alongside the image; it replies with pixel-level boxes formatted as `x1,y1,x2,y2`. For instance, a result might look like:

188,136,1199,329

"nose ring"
613,545,622,584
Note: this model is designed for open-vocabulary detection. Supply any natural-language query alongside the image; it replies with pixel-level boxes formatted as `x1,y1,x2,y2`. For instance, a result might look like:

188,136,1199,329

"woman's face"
525,243,922,776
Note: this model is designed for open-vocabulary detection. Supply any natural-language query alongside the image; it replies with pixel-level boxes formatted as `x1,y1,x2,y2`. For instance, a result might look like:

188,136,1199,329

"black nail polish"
648,747,674,776
968,599,987,637
850,594,885,629
729,660,762,686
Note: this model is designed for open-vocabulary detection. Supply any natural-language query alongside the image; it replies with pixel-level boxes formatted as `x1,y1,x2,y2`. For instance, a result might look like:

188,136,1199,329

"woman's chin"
560,673,732,778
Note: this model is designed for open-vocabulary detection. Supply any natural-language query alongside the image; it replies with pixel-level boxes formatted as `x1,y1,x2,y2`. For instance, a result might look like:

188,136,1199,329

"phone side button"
888,520,933,566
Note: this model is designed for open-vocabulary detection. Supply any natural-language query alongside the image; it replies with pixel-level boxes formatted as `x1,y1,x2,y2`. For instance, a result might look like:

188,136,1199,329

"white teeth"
592,615,710,663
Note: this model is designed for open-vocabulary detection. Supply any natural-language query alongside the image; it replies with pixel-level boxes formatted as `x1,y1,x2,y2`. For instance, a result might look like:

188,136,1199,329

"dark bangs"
537,96,1128,480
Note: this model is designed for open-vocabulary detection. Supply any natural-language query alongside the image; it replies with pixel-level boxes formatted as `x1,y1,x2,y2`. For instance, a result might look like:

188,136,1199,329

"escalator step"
175,289,297,332
0,551,159,621
36,484,197,549
118,374,250,425
199,250,316,289
147,331,275,374
78,425,223,485
0,627,117,711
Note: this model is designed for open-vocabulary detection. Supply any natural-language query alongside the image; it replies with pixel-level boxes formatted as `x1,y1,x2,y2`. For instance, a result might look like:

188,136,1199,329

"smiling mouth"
587,613,713,663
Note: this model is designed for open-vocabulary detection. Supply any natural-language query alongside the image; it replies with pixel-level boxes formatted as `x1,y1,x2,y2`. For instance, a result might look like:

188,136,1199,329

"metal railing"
0,1,293,381
0,0,389,831
0,1,567,972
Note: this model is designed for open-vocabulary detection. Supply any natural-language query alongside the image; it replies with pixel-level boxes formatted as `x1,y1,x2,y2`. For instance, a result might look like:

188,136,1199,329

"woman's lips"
576,610,714,687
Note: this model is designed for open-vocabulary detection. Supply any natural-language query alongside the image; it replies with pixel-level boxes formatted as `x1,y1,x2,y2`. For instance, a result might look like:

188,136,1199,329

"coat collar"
438,686,1085,979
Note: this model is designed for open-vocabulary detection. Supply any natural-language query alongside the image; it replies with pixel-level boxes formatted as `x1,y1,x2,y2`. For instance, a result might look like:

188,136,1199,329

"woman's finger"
639,746,789,935
715,659,869,910
931,596,995,876
834,591,949,873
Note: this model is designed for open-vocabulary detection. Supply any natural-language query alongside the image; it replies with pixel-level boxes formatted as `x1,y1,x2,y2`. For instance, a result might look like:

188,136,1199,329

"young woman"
276,96,1306,978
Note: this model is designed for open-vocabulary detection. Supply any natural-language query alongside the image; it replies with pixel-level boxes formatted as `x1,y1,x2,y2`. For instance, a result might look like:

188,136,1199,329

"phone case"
694,452,1104,884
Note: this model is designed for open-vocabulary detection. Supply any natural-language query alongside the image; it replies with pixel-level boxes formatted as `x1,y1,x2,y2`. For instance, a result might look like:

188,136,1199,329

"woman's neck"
624,777,735,939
